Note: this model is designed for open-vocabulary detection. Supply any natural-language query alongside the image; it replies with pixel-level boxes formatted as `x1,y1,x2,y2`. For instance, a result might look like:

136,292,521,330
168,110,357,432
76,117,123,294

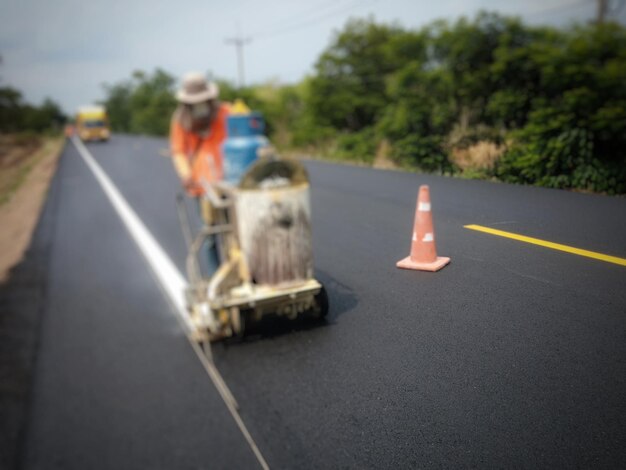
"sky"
1,0,624,114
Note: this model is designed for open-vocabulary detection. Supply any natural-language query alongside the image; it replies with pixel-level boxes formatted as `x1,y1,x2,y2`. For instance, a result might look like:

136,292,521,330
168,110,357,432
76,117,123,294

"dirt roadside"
0,135,64,282
0,135,65,469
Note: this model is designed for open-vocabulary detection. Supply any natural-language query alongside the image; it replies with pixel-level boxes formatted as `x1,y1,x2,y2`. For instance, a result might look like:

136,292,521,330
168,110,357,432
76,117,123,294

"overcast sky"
1,0,623,113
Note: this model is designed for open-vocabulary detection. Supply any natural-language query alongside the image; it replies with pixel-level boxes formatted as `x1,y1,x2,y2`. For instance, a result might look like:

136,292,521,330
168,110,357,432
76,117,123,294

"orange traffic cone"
397,185,450,272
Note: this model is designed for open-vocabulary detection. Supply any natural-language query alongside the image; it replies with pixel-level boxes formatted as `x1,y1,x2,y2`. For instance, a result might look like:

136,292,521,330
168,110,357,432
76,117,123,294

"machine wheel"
231,307,245,338
313,286,329,319
231,308,252,339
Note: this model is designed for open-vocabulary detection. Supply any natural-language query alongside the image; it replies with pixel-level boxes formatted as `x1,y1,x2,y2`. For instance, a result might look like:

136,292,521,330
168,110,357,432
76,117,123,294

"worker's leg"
196,197,220,277
205,235,220,275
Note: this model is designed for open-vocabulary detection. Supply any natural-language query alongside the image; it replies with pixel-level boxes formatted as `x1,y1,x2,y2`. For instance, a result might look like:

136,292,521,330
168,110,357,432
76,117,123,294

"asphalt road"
19,134,626,469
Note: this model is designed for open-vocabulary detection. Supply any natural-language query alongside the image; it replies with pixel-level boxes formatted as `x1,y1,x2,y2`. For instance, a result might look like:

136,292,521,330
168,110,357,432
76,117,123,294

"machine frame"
176,180,328,342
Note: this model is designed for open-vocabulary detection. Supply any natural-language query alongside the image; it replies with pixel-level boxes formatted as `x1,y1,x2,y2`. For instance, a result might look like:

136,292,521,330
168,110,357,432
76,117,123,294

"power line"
224,0,345,84
608,0,626,16
525,0,589,19
250,0,339,35
250,0,379,40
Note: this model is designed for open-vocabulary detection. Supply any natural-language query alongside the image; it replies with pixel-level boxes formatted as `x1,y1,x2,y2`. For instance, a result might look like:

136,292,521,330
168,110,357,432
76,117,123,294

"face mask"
191,102,210,119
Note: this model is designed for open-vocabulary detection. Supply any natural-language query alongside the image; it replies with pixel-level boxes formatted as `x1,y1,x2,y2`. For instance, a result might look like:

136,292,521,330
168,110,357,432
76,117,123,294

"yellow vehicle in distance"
76,106,110,142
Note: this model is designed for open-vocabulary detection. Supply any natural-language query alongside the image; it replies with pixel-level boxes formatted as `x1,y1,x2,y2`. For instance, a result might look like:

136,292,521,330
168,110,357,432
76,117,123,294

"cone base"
396,255,450,272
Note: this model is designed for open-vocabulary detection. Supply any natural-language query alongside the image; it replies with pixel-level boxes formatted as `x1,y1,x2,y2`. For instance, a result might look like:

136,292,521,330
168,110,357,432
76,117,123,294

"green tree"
101,68,176,136
102,81,133,132
0,86,23,131
129,69,177,135
22,98,65,132
497,23,626,193
0,88,64,133
307,18,424,132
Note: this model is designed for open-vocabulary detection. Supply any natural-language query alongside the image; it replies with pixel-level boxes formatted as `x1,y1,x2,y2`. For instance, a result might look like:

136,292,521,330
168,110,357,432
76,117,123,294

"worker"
170,72,229,193
170,72,229,274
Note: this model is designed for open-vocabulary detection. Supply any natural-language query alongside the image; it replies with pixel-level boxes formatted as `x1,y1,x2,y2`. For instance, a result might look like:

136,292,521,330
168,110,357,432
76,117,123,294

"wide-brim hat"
176,72,219,104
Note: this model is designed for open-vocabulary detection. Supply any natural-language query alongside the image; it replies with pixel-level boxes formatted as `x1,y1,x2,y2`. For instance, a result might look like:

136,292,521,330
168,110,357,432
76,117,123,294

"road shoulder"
0,137,65,469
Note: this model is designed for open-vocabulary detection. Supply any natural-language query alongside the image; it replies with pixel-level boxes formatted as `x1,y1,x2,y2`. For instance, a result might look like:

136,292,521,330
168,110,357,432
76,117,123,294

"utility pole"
596,0,608,23
224,36,252,88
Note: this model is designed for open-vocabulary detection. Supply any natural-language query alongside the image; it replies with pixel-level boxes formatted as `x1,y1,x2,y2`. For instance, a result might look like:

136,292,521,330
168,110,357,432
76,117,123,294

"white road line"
71,137,270,470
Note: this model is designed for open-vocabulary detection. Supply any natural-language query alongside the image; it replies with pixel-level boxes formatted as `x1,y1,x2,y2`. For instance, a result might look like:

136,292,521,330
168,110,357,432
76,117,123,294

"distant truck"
76,106,110,142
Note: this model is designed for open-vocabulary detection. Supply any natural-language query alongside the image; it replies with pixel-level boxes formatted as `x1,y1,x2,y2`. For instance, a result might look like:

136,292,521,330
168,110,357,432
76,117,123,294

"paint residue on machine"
235,160,313,286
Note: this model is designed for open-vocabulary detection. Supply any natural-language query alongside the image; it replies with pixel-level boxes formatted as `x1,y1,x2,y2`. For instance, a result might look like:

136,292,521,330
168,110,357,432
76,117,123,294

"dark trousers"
195,198,220,277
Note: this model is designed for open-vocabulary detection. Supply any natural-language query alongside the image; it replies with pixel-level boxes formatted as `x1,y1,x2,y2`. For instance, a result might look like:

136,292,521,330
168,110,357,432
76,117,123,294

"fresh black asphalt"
19,141,259,469
15,135,626,468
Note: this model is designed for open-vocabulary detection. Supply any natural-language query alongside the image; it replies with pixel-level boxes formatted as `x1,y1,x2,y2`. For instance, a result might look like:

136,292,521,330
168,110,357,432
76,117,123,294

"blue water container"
223,112,269,185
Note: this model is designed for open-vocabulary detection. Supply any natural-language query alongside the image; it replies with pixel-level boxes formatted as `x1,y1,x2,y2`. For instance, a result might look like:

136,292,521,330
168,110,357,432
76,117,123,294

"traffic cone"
397,185,450,272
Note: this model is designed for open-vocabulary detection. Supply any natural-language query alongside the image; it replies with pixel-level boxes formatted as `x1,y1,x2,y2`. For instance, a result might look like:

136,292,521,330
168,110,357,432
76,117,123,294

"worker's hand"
182,177,201,193
173,153,192,180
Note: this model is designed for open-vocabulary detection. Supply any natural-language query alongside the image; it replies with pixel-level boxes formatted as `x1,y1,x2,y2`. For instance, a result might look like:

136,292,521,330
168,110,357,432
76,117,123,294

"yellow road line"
464,224,626,267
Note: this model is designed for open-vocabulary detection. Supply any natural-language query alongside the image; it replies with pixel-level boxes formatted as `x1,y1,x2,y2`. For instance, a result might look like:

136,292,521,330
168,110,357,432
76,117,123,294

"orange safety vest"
170,103,229,196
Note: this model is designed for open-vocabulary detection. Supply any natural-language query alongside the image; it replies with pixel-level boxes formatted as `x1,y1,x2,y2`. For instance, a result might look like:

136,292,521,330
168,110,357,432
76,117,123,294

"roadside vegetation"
100,12,626,194
0,87,65,134
0,87,65,275
0,82,66,204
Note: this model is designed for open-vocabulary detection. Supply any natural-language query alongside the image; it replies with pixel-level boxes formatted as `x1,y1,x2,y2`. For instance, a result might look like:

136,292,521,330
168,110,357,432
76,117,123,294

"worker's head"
175,72,220,132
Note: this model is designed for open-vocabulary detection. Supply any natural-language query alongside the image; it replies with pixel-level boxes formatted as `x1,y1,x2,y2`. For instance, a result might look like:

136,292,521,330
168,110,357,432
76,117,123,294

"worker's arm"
211,106,229,180
170,119,192,180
